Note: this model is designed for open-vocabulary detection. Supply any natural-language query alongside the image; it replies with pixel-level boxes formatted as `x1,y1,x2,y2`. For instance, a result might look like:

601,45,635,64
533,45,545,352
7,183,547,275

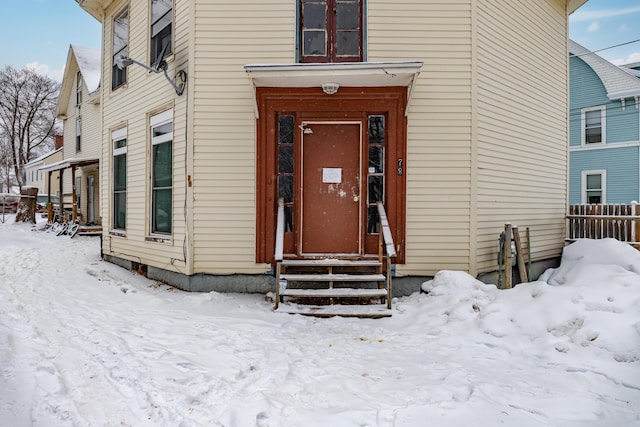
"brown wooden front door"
301,122,361,255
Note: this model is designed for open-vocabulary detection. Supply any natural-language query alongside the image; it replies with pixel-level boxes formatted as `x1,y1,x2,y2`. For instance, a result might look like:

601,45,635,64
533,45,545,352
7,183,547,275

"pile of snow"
1,218,639,426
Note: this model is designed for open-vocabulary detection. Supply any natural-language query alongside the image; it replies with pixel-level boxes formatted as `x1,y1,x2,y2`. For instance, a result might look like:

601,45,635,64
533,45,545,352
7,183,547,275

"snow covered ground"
1,214,639,427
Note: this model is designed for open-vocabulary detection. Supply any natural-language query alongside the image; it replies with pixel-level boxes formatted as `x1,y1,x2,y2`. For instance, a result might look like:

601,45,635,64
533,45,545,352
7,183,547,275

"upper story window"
299,0,363,63
151,0,173,66
582,106,605,145
112,6,129,91
76,71,83,105
76,117,82,153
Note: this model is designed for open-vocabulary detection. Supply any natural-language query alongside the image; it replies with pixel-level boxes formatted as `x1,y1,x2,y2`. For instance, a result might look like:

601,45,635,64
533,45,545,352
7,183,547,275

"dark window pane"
368,115,385,144
115,138,127,149
336,30,359,56
587,192,602,204
367,206,380,234
114,154,126,191
586,127,602,144
153,122,173,137
153,142,172,187
369,146,384,174
368,176,384,204
114,191,126,230
304,30,326,56
336,3,359,29
278,115,294,144
303,3,326,29
151,25,172,64
284,206,293,232
586,174,601,189
153,188,172,234
278,146,294,174
278,176,294,203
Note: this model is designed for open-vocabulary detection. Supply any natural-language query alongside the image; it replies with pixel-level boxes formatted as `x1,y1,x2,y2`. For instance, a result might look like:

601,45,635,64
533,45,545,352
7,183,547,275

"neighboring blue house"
569,40,640,204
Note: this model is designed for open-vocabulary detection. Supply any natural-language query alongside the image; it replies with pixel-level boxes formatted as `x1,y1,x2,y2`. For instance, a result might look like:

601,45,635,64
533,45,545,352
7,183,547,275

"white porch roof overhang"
244,61,423,117
38,157,100,173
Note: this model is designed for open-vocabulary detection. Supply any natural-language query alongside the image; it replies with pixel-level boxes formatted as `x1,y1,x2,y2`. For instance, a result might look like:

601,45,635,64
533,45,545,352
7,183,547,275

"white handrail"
377,202,397,258
274,198,285,262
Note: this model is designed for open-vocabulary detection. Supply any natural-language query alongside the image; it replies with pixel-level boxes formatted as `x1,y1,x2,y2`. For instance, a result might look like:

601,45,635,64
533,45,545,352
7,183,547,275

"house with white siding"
568,40,640,205
23,139,63,196
76,0,586,306
41,45,102,225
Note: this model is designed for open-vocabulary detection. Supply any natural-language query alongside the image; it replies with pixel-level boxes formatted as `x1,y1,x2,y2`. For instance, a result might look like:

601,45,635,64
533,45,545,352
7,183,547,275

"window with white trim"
112,6,129,90
112,128,127,230
581,106,605,145
150,0,173,66
76,117,82,152
150,110,173,235
582,170,606,204
76,71,83,105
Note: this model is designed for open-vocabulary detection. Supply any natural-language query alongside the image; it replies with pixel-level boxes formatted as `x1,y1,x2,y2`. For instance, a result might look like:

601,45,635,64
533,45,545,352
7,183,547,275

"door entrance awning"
244,61,423,117
38,157,99,173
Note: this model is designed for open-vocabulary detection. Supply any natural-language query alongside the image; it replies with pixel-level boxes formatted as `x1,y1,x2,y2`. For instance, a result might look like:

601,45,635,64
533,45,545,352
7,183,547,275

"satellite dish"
155,41,170,71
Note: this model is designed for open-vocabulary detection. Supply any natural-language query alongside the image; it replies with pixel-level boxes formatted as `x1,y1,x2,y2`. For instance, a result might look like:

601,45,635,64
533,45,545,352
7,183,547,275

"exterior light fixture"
321,82,340,95
116,43,186,96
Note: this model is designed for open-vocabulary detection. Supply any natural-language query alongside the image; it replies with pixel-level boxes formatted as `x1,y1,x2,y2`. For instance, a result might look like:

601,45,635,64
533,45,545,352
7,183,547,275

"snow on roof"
71,45,101,93
569,39,640,100
24,147,64,167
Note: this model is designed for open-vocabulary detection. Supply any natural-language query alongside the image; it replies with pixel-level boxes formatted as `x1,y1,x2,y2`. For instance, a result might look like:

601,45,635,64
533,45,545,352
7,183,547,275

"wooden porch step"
277,303,392,318
282,259,382,267
280,273,385,282
280,288,388,298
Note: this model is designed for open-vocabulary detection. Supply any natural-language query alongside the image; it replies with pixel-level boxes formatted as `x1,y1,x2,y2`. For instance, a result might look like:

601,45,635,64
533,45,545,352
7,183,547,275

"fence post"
633,202,639,249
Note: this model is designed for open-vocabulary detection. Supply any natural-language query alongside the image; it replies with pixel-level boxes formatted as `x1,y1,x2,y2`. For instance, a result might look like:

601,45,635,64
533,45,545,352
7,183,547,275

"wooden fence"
567,203,639,247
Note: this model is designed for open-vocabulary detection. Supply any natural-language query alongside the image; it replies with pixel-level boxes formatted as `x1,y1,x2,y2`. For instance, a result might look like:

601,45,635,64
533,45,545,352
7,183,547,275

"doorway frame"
255,86,407,264
299,120,363,256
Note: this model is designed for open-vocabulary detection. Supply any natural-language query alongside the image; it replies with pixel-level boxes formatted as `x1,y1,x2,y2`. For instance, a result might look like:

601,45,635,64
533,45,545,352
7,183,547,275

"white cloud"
587,21,600,32
570,6,640,22
611,52,640,66
25,62,64,82
625,52,640,64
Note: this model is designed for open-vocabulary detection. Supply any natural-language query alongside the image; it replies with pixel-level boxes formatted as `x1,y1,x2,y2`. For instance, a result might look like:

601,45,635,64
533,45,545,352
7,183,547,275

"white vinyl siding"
190,0,295,274
368,0,473,274
100,0,188,273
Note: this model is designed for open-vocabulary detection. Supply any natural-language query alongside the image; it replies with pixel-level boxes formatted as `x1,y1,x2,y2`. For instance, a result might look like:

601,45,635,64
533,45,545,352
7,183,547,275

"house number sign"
397,158,404,176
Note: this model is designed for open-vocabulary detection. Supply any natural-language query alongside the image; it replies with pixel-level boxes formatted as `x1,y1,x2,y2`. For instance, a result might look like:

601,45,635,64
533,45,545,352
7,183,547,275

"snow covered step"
277,303,392,318
280,273,385,282
280,288,388,298
282,259,382,268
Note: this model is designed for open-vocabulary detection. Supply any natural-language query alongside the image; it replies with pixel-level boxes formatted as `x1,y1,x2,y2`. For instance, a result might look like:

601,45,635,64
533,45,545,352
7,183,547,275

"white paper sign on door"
322,168,342,184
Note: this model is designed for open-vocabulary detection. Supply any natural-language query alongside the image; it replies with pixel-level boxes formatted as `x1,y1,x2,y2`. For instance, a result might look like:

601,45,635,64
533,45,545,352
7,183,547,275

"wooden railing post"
274,198,285,309
377,202,396,309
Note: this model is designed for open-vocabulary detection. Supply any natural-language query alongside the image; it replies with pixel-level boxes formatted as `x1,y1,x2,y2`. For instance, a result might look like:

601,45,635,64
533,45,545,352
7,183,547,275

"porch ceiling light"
116,43,186,96
321,82,340,95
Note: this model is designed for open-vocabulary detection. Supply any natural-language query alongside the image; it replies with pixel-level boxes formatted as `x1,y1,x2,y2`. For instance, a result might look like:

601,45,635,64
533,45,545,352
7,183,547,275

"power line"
570,38,640,58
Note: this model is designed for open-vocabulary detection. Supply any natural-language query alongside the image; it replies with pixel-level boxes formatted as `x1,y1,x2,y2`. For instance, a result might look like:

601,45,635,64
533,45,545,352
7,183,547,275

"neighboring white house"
77,0,587,295
24,136,64,196
40,45,102,224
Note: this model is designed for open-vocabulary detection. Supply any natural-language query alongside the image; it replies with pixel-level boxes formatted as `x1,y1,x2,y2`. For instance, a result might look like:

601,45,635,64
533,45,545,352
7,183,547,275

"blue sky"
569,0,640,65
0,0,101,81
0,0,638,82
